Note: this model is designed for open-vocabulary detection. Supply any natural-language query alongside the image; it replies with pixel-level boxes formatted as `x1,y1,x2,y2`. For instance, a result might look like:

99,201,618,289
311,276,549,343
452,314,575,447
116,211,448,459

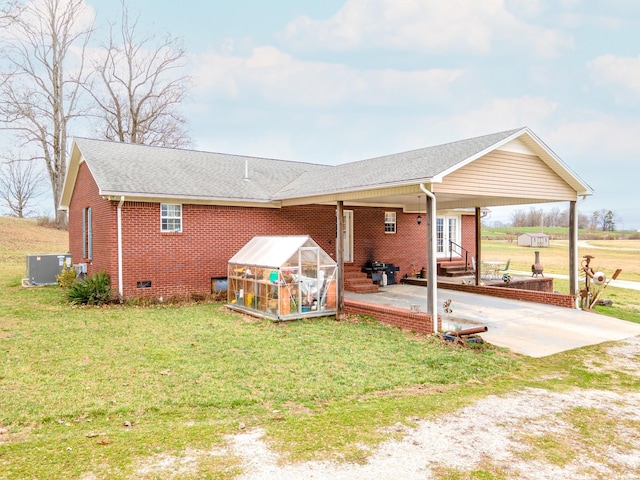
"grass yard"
2,217,640,478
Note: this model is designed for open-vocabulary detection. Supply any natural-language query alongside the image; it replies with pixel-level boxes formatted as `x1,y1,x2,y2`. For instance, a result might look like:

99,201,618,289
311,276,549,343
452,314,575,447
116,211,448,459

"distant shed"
518,232,549,247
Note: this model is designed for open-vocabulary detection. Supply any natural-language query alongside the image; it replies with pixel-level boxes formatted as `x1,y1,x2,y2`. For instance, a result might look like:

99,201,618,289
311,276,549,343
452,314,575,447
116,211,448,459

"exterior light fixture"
416,195,422,224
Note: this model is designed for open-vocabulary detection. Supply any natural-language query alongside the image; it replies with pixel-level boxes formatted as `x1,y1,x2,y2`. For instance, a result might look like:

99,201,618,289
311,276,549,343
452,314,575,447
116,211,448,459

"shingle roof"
68,127,589,204
73,138,329,202
274,128,523,199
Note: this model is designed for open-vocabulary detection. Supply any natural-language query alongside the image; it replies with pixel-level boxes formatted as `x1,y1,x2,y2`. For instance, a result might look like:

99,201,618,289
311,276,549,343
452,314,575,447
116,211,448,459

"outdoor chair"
497,259,511,275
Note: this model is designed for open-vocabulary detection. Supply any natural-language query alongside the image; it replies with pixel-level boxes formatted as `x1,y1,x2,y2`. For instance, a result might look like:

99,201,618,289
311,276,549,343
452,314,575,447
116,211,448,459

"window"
161,203,182,232
384,211,396,233
82,207,92,260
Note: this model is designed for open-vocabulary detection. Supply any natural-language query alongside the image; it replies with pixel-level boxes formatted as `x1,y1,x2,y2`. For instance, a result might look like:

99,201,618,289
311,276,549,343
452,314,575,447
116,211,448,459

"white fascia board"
102,193,282,208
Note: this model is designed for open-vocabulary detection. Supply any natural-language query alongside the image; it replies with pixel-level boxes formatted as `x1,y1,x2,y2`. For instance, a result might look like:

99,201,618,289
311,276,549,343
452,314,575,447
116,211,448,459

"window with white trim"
82,207,92,260
384,211,396,233
161,203,182,232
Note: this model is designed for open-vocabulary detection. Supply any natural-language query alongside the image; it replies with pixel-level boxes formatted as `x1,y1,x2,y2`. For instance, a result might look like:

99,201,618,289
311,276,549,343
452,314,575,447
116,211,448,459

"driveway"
345,284,640,357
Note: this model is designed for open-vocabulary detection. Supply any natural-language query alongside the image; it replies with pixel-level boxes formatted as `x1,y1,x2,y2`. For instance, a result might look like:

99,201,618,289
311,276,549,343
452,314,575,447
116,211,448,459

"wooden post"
336,201,345,320
475,207,482,286
569,200,579,307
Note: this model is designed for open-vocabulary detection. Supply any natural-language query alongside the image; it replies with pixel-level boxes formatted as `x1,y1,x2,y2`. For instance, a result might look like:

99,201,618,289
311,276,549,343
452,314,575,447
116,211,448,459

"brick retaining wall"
439,282,576,309
344,299,441,334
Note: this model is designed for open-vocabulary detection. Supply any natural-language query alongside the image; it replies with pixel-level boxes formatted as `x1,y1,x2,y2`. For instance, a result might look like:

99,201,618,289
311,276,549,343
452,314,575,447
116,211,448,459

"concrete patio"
345,282,640,358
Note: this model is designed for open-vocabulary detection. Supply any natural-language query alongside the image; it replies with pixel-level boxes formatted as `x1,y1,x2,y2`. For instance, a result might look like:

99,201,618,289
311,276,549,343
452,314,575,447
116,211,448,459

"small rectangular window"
137,280,152,288
161,203,182,232
384,211,396,234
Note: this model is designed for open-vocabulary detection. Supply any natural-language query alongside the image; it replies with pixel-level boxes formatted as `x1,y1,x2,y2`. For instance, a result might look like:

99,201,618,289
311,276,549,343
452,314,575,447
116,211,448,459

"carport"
277,127,594,327
346,284,640,357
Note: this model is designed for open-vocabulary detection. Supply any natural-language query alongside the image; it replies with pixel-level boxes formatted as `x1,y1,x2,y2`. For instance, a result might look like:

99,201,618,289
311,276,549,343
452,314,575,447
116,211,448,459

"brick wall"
118,203,341,298
68,163,118,278
68,165,479,299
461,214,477,267
344,299,441,334
439,282,576,309
349,207,476,278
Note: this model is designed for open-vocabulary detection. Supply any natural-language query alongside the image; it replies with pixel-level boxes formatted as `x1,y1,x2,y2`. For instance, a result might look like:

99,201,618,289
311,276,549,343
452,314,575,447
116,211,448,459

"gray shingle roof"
73,127,532,202
274,128,523,199
74,138,329,202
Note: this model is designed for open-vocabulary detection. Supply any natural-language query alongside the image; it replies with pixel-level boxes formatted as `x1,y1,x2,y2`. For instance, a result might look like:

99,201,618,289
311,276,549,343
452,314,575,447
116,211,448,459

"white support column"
569,200,579,307
336,201,345,320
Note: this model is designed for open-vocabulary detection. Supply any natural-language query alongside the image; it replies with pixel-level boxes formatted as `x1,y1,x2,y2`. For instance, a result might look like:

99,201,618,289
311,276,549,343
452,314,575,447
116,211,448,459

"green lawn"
2,218,640,479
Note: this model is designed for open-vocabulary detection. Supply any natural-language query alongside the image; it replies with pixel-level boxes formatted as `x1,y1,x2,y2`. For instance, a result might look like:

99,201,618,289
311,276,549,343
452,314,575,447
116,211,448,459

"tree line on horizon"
489,206,618,232
0,0,191,222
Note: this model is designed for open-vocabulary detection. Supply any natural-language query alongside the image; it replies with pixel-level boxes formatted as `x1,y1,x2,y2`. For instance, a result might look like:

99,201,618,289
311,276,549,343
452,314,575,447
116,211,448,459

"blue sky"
17,1,640,228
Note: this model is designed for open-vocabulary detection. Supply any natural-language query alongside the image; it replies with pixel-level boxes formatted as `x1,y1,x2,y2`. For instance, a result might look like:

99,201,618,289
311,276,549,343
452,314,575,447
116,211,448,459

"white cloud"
433,96,558,139
549,117,640,160
281,0,572,57
588,54,640,93
190,45,465,108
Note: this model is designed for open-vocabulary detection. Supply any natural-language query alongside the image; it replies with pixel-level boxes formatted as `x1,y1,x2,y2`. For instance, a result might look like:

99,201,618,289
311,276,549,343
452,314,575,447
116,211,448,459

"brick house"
60,127,592,320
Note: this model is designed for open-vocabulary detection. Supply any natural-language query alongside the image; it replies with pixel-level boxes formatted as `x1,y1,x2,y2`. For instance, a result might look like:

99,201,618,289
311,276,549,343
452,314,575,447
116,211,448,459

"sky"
6,0,640,229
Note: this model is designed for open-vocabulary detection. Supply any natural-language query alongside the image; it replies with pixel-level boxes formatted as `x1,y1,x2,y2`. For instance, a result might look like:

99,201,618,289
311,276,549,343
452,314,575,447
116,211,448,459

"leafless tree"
0,156,45,218
0,0,93,226
86,1,191,148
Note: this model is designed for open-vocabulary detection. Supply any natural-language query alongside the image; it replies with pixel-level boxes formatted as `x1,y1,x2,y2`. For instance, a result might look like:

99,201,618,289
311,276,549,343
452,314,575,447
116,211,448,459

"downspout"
420,183,438,333
117,196,125,301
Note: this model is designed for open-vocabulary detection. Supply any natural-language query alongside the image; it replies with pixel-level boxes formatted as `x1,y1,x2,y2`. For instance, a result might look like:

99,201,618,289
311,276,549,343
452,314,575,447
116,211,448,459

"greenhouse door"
342,210,354,263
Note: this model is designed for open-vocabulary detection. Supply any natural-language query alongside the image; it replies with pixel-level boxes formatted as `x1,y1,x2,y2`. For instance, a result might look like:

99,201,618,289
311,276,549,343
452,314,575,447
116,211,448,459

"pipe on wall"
117,196,125,300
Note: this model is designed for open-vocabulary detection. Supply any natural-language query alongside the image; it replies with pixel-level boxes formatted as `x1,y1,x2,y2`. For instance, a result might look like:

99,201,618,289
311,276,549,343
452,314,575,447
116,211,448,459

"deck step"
438,261,473,277
343,264,379,293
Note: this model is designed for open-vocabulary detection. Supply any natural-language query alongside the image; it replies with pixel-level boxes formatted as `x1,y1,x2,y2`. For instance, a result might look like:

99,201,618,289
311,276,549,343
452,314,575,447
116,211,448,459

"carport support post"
425,192,437,333
569,200,579,307
336,200,346,320
475,207,482,286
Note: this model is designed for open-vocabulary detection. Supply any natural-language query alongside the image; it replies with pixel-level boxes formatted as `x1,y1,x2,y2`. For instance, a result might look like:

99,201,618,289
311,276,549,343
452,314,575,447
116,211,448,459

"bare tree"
87,2,191,148
0,156,45,217
0,0,93,226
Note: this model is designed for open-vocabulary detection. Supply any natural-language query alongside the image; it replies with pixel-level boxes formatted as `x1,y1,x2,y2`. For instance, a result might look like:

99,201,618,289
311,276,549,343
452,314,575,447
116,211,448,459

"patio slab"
344,283,640,357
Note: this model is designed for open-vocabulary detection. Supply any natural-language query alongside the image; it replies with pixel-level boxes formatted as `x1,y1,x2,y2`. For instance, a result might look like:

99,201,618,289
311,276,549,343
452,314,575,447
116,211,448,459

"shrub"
56,265,77,289
67,271,112,305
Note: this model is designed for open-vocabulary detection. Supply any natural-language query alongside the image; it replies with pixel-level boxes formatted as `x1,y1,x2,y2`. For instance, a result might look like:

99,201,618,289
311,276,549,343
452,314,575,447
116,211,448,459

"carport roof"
274,128,525,199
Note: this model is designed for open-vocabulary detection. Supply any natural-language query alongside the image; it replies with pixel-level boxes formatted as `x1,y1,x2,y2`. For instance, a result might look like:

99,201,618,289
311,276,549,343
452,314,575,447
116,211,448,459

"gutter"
117,196,124,301
420,183,438,333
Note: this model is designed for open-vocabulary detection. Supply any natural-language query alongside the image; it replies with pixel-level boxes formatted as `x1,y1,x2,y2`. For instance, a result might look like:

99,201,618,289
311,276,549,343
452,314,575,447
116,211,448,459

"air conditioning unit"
25,254,72,286
74,263,88,279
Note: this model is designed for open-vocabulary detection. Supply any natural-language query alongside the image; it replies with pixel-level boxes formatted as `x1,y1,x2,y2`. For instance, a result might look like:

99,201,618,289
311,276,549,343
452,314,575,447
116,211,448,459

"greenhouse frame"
227,236,337,320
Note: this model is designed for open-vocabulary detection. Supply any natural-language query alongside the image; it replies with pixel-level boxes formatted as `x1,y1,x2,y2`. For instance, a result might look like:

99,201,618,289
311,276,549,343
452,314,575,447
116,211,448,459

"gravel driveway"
137,336,640,479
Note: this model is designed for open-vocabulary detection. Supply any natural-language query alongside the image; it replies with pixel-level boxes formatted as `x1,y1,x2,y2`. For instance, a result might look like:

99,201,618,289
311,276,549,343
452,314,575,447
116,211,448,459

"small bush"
67,271,112,305
56,265,77,289
36,216,68,230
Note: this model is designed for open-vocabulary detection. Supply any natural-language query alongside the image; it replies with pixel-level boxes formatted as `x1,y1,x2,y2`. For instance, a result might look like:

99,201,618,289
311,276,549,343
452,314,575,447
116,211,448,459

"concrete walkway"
345,284,640,358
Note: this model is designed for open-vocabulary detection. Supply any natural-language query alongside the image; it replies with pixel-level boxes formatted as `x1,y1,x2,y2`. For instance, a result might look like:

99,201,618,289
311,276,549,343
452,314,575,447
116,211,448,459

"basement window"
161,203,182,232
137,280,152,288
384,211,396,234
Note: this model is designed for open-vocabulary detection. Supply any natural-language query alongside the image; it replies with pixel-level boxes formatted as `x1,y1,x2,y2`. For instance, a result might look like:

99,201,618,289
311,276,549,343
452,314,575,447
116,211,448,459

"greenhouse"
227,236,338,320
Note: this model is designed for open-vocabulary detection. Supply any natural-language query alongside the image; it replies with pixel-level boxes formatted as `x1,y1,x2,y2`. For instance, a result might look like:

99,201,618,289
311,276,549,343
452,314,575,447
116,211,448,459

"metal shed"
227,236,337,320
517,232,550,248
